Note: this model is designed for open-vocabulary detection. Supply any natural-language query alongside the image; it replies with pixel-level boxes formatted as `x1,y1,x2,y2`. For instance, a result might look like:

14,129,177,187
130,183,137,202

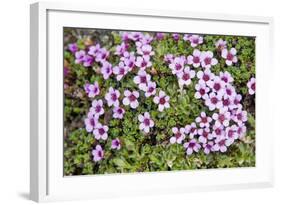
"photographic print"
63,28,255,176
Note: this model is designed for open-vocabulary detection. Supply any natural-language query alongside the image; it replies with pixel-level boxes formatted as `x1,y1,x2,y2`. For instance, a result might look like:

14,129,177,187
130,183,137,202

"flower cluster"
163,38,253,156
69,32,254,162
76,32,172,162
167,68,248,155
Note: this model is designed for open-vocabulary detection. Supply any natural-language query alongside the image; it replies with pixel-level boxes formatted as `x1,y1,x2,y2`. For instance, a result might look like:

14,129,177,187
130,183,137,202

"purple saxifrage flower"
84,114,98,133
101,61,113,80
92,145,104,162
198,127,212,144
215,39,227,51
247,77,256,95
184,139,201,155
122,90,139,109
111,138,121,150
177,66,195,87
84,82,100,98
138,112,154,133
195,112,212,128
200,51,218,69
187,49,202,68
68,43,78,53
113,106,125,119
113,62,128,81
221,48,238,66
135,55,152,70
188,35,203,47
194,82,210,100
105,87,120,107
185,122,198,138
169,56,185,74
93,123,109,140
170,127,186,144
75,50,86,64
89,99,104,117
144,81,156,98
153,90,170,112
196,68,214,85
133,70,151,91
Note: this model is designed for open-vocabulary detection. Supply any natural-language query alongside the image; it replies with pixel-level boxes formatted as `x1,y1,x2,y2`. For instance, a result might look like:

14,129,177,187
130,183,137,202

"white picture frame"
30,2,274,202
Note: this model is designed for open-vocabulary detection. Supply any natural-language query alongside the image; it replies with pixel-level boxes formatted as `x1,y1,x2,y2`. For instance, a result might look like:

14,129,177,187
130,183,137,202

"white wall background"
0,0,280,204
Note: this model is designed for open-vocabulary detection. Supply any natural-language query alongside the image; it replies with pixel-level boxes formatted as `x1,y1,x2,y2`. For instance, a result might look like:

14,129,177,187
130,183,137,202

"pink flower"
224,84,236,99
196,68,214,85
95,48,109,62
121,32,130,42
207,76,226,95
137,44,155,56
187,49,202,68
138,33,153,45
194,82,210,100
184,139,201,155
129,32,143,41
177,66,195,87
203,141,214,154
237,123,247,139
101,61,113,80
75,50,86,64
105,87,120,107
113,106,125,119
169,56,185,74
213,136,228,153
221,95,234,110
133,70,151,91
164,54,174,64
135,55,152,70
225,125,238,145
188,35,203,47
111,138,121,150
215,39,227,50
115,42,128,56
144,81,156,97
93,123,109,140
155,33,165,40
212,124,225,138
205,92,223,111
172,33,180,41
88,44,101,57
84,82,100,98
68,43,78,53
185,122,198,138
138,112,154,133
183,34,191,41
195,112,212,128
200,51,218,69
122,52,136,71
153,91,170,112
232,108,248,125
92,145,104,162
84,115,98,133
198,127,212,144
221,48,238,66
170,127,186,144
89,99,104,117
219,71,234,84
83,55,94,67
247,77,256,95
212,108,231,127
122,90,139,109
113,62,128,81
